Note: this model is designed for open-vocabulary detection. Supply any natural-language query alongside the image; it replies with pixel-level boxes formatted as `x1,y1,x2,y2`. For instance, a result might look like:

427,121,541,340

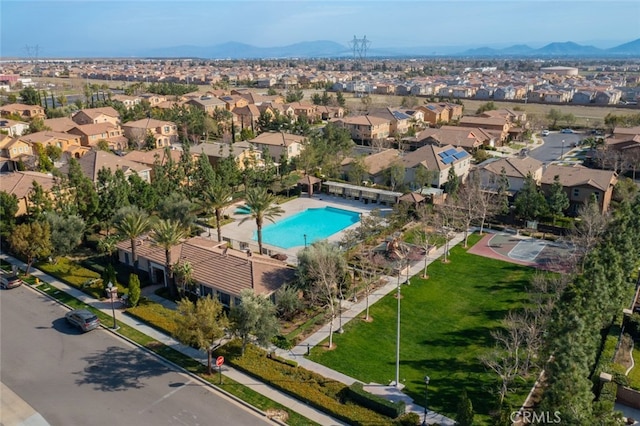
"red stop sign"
216,356,224,367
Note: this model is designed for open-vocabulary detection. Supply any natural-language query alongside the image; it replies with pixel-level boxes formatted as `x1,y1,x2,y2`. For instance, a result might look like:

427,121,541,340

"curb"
15,266,286,426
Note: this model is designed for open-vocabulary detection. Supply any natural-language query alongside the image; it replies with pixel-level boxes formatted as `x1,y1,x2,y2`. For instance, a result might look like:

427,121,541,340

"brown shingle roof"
541,164,617,191
116,236,294,297
481,157,543,178
0,171,56,199
249,131,306,147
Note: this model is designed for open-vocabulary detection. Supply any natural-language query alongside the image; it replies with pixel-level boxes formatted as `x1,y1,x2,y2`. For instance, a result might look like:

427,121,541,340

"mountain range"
138,39,640,59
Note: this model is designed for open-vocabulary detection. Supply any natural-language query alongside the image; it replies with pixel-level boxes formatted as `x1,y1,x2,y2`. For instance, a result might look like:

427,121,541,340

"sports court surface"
467,231,575,272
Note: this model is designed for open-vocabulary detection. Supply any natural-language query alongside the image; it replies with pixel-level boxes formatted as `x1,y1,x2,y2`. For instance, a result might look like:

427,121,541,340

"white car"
541,130,550,136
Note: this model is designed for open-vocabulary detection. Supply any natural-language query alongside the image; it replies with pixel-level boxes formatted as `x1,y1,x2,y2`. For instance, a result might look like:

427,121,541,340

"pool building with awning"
324,181,403,205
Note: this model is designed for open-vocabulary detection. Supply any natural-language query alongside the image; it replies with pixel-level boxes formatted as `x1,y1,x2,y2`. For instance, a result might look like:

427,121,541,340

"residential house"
316,106,344,120
139,93,167,106
58,150,152,183
0,118,29,136
403,127,487,152
594,90,622,105
419,104,448,125
43,117,77,133
473,156,544,193
540,164,617,214
186,96,227,115
18,131,84,158
402,144,472,188
494,86,516,100
286,102,319,123
121,118,179,149
369,108,411,137
123,148,182,176
474,88,494,100
458,115,511,144
71,107,120,126
219,94,249,111
0,135,33,161
572,91,595,104
232,104,262,131
613,126,640,138
333,115,390,144
247,132,307,162
192,141,262,170
115,236,295,306
0,103,46,120
111,94,141,109
341,148,401,185
68,123,127,150
0,170,57,216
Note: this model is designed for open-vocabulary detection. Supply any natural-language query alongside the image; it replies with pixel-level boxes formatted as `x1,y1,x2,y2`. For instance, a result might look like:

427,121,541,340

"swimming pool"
255,207,361,249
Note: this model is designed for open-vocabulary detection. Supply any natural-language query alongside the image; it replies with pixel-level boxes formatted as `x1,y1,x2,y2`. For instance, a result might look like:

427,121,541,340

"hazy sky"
1,0,638,57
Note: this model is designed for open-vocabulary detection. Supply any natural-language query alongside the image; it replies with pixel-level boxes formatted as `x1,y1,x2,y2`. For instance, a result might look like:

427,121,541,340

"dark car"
65,309,100,332
0,270,23,289
561,128,574,134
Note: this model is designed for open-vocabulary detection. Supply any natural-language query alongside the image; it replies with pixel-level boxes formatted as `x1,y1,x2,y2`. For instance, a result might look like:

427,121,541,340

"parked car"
65,309,100,332
0,270,23,289
561,128,574,134
541,130,550,136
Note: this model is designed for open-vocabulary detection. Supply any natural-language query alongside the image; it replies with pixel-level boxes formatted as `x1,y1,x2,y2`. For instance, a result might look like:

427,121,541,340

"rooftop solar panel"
444,148,457,156
437,152,447,158
453,151,469,160
442,156,454,164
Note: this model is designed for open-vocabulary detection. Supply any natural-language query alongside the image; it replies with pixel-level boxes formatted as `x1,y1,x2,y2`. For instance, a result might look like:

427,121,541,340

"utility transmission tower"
24,44,41,75
349,35,371,61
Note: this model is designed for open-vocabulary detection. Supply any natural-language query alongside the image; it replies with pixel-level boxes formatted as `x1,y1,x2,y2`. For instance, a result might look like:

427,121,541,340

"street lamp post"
561,139,565,159
395,261,401,388
106,281,118,330
422,375,430,425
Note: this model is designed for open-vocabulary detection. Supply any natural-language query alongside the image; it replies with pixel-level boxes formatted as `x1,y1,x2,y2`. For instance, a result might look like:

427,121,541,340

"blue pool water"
255,207,360,249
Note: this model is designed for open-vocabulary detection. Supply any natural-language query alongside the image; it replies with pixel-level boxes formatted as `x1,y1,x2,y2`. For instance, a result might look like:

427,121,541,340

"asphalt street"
0,285,272,426
528,130,584,163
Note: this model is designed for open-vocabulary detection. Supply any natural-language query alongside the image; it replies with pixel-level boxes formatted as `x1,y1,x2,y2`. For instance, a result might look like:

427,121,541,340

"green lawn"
309,234,537,423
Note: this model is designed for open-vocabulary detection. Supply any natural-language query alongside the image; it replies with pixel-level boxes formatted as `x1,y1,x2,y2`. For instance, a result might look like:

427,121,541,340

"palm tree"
113,207,153,271
200,177,233,242
239,188,284,255
151,219,189,299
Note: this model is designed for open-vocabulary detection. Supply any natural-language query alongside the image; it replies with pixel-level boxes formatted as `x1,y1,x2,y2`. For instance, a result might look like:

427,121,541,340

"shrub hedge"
126,300,179,336
35,258,106,299
216,340,393,425
348,382,406,418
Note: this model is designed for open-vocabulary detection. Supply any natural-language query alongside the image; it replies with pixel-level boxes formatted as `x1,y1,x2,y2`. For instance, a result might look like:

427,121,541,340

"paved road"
529,131,584,163
0,286,272,426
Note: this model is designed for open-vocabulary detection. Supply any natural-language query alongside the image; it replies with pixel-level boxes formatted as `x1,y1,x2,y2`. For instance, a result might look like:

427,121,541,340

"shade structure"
298,175,322,197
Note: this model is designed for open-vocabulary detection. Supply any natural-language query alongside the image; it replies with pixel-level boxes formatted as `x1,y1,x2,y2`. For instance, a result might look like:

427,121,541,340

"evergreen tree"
546,175,569,222
514,173,547,221
128,274,141,307
444,166,460,195
455,390,475,426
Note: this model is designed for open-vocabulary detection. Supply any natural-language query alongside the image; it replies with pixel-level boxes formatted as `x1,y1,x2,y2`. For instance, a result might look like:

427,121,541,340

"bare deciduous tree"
297,241,347,349
569,199,610,272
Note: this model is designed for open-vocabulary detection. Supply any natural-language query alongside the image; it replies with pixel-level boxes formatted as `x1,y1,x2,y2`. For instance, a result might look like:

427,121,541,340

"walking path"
1,231,465,426
273,234,464,426
0,254,345,426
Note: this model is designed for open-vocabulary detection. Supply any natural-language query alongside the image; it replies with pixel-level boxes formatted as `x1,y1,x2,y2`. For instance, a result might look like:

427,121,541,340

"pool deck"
215,194,392,264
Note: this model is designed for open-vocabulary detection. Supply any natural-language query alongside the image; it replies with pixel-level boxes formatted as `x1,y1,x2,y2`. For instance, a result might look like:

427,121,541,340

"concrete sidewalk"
1,230,464,426
273,234,463,426
0,254,347,426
